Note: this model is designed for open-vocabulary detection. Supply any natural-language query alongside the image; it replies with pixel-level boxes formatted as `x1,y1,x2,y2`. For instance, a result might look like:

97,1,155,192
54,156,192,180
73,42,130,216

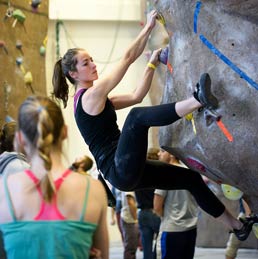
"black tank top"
74,90,120,174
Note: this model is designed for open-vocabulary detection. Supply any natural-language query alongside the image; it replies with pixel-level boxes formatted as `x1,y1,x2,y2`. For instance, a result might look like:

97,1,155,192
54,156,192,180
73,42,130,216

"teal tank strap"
80,176,90,221
3,174,16,221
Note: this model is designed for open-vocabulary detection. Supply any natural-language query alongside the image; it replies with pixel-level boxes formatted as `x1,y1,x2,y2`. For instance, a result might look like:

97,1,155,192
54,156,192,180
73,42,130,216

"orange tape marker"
216,119,233,142
167,62,173,73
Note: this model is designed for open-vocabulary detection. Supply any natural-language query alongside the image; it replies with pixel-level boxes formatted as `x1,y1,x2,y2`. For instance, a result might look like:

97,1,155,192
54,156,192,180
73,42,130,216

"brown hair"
17,96,65,202
147,147,159,160
0,121,16,154
72,155,93,172
52,48,84,108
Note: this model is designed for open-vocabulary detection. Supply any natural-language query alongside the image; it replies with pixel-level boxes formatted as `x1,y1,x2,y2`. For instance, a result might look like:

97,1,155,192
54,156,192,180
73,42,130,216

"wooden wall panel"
0,0,48,125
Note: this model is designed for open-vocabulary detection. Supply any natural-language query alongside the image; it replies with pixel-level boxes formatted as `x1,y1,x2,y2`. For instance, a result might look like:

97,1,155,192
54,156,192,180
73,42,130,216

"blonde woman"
0,96,108,259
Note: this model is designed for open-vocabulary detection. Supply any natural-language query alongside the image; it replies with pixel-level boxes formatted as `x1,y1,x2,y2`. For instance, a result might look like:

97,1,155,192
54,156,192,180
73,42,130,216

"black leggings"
105,103,225,218
159,228,197,259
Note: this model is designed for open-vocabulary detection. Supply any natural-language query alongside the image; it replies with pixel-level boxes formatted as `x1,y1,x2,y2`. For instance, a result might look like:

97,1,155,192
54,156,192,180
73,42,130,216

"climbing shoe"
193,73,218,109
233,214,258,241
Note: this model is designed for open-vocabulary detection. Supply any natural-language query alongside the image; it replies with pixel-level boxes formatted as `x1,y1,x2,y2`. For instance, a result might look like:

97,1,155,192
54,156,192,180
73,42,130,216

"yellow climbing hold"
156,13,165,25
24,71,33,84
253,223,258,239
221,184,243,200
185,113,197,134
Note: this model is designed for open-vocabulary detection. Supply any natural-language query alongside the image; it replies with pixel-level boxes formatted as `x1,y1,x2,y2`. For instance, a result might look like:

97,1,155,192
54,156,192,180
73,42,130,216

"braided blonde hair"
17,96,64,202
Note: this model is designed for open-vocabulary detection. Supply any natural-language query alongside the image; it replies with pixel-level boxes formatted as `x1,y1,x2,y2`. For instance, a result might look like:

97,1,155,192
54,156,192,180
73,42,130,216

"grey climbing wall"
150,0,258,214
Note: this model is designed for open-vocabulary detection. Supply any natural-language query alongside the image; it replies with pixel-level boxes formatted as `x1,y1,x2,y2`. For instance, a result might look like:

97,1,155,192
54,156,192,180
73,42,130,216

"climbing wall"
149,0,258,214
0,0,48,125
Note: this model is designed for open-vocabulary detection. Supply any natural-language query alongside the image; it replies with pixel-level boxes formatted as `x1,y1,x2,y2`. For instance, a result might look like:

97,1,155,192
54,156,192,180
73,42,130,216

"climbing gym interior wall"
0,0,48,125
149,0,258,248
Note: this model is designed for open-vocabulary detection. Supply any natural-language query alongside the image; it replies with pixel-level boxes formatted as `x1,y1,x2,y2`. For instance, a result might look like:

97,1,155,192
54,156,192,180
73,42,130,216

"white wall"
49,0,142,21
46,1,154,242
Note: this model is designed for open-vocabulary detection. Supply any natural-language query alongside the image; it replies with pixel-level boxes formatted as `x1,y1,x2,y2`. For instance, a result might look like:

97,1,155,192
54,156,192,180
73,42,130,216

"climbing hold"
221,184,243,200
31,0,41,11
0,40,8,54
16,40,24,55
39,35,47,56
43,35,48,47
16,57,26,74
15,57,23,65
186,158,206,173
156,13,165,25
24,71,35,94
12,9,26,28
185,113,197,134
3,81,11,117
39,45,46,56
158,45,169,65
3,2,14,21
204,109,221,126
253,224,258,239
24,71,33,84
5,116,14,123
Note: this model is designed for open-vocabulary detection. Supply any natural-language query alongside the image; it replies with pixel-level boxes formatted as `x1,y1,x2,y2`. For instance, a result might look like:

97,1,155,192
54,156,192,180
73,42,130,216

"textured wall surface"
0,0,48,124
152,0,258,213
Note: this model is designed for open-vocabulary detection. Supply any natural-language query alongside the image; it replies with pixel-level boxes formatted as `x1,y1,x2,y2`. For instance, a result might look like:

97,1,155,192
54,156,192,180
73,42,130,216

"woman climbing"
52,10,255,241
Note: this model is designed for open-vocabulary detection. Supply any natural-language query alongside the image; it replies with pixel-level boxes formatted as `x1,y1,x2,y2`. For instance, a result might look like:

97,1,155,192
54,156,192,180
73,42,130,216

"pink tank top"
25,169,72,220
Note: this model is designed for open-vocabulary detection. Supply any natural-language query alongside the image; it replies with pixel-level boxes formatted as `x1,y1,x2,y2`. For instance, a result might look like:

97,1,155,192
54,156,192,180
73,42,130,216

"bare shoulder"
69,173,106,199
81,86,107,115
3,172,28,191
88,177,107,198
0,172,27,222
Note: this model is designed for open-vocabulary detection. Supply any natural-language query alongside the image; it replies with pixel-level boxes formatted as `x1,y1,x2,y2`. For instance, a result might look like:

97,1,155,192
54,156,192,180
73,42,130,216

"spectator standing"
121,191,139,259
154,150,199,259
225,199,252,259
135,147,161,259
0,121,30,259
0,121,30,176
111,186,124,244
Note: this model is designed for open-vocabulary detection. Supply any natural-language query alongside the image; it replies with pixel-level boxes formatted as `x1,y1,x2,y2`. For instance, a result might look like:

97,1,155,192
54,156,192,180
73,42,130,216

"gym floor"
109,241,258,259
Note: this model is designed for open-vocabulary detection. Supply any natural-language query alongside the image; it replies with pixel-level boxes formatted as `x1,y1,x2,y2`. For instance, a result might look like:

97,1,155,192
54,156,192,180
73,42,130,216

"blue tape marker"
194,1,202,34
200,34,258,91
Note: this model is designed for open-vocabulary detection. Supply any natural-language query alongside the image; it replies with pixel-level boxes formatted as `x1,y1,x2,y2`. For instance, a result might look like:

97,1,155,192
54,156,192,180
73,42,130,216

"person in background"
225,199,252,259
135,147,161,259
0,121,30,176
72,154,117,209
154,150,199,259
71,154,93,175
0,96,109,259
52,6,256,241
111,186,124,244
0,121,30,259
121,191,139,259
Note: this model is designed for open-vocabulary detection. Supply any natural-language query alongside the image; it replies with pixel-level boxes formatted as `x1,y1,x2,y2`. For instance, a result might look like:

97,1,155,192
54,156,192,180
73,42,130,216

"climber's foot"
193,73,218,109
233,214,258,241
